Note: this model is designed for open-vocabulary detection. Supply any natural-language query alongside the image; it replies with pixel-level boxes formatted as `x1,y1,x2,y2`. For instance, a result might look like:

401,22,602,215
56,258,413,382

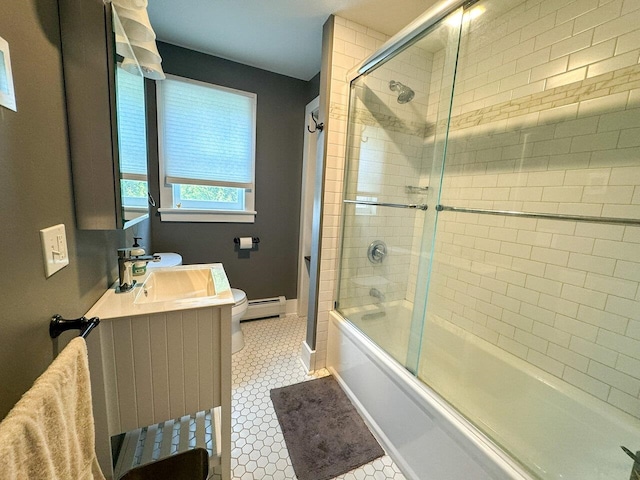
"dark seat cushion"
118,448,209,480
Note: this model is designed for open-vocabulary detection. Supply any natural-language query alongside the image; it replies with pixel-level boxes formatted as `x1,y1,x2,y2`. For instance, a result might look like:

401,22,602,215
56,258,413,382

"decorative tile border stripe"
330,102,430,138
331,64,640,140
447,63,640,133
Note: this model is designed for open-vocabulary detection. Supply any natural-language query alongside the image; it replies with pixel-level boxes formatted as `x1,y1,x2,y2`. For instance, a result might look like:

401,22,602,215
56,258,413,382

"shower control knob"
367,240,387,264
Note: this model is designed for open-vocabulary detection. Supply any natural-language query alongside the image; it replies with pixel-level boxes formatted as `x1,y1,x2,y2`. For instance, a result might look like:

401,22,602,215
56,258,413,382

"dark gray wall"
0,0,135,419
149,43,314,300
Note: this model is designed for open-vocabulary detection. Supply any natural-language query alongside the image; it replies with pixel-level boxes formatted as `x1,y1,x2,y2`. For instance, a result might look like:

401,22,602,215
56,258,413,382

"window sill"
158,208,256,223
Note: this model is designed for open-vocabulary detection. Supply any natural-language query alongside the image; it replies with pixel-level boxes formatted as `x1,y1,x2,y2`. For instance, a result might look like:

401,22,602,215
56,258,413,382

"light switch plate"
40,224,69,277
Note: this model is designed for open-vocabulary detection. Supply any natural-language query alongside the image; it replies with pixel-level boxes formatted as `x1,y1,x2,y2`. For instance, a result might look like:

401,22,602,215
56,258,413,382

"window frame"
156,73,257,223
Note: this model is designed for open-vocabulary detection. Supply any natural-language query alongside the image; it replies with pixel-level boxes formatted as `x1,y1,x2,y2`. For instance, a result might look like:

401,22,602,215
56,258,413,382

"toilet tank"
148,252,183,268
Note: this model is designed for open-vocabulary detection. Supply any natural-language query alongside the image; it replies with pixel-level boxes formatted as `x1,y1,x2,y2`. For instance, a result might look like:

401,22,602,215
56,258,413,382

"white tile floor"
230,314,406,480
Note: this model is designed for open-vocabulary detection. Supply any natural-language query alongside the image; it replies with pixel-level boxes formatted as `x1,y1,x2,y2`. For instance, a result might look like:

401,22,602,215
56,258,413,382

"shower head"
389,80,415,104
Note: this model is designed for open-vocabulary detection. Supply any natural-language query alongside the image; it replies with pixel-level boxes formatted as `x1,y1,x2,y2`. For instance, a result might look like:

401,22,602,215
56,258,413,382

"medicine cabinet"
58,0,150,230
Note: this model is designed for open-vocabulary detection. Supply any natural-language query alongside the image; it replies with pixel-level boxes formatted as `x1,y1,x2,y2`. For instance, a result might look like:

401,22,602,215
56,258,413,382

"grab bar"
344,199,428,211
435,205,640,226
49,314,100,339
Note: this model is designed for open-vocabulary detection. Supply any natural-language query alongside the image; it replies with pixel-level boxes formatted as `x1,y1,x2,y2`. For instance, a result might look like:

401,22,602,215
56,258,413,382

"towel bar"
435,205,640,226
49,314,100,339
343,199,429,210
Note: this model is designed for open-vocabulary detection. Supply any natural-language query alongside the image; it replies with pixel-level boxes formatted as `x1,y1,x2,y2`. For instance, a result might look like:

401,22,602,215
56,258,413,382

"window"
116,65,148,221
156,74,257,222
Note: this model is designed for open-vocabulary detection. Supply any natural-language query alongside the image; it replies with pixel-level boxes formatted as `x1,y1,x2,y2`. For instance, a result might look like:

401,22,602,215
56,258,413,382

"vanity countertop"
86,263,234,320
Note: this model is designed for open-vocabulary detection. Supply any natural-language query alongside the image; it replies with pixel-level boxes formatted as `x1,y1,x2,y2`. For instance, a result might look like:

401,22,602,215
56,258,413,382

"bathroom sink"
86,263,233,320
134,266,217,305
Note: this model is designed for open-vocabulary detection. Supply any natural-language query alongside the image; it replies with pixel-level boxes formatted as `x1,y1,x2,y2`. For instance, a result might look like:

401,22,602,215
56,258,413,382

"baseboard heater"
243,296,287,321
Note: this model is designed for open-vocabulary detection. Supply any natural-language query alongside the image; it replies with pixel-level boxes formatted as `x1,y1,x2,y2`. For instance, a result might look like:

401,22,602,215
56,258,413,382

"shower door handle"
343,200,428,211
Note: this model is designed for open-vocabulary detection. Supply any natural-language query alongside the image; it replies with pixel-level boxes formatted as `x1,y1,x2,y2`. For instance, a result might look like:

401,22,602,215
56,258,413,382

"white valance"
111,0,165,80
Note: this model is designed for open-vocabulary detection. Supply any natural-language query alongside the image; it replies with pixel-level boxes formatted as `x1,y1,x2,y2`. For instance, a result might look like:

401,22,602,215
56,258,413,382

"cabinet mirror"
59,0,152,230
115,64,149,228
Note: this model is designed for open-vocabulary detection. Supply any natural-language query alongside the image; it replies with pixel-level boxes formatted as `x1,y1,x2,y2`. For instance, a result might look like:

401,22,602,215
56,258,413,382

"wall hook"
307,112,324,133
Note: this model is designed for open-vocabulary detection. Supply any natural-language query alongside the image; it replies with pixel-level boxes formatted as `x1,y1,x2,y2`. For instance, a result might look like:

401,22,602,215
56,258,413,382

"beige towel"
0,337,106,480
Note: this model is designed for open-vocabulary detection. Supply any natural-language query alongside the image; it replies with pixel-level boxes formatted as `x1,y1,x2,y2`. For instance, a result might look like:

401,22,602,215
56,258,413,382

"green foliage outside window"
121,180,147,199
121,181,238,204
179,185,239,203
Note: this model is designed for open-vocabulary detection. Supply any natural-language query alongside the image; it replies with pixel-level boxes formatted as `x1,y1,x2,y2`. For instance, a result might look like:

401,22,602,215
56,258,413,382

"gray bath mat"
270,375,384,480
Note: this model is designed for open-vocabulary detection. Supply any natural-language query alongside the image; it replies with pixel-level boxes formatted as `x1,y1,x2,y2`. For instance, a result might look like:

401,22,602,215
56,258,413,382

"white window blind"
158,76,256,189
116,66,147,180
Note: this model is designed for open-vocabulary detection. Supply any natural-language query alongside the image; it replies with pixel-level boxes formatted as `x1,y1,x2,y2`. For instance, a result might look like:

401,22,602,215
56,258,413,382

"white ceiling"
147,0,439,81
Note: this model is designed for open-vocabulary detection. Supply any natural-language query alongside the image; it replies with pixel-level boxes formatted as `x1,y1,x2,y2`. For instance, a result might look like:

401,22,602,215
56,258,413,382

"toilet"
149,253,247,353
230,288,247,353
147,252,184,269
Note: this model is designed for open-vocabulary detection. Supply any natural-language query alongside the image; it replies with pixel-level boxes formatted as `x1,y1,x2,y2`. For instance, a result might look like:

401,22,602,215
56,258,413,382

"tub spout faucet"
116,249,161,293
370,288,385,302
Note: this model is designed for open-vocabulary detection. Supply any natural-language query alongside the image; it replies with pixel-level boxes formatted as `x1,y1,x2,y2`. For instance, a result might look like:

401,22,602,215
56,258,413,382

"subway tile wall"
315,17,389,368
425,0,640,417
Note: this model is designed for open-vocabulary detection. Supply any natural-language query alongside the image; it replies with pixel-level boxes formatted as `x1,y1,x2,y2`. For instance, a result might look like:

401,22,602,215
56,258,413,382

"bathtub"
339,301,414,366
327,308,640,480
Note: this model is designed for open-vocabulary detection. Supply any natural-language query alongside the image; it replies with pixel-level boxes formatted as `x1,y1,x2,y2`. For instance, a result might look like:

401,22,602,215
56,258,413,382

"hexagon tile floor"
228,314,406,480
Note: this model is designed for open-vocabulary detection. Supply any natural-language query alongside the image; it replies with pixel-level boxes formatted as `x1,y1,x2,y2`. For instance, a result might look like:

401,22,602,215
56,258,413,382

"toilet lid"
148,253,183,268
231,288,247,306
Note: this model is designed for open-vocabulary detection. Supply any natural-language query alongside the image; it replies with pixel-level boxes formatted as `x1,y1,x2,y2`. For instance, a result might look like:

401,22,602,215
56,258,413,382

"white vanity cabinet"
85,264,233,480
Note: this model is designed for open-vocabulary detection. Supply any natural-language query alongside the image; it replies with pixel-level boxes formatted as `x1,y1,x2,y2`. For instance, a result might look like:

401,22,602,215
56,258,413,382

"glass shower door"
336,10,463,369
418,0,640,478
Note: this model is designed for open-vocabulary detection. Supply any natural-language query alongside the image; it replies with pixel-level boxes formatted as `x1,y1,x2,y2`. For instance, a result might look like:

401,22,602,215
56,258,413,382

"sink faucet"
116,249,161,293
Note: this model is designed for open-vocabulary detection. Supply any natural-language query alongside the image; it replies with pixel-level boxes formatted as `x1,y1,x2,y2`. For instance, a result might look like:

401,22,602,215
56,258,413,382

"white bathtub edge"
328,310,533,480
328,364,422,480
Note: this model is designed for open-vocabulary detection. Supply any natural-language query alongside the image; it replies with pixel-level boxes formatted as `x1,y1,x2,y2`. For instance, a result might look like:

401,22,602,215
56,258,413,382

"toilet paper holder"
233,237,260,245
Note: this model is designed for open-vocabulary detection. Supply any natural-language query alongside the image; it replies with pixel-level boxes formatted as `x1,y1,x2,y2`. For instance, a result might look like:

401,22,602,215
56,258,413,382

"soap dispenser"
131,237,147,276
